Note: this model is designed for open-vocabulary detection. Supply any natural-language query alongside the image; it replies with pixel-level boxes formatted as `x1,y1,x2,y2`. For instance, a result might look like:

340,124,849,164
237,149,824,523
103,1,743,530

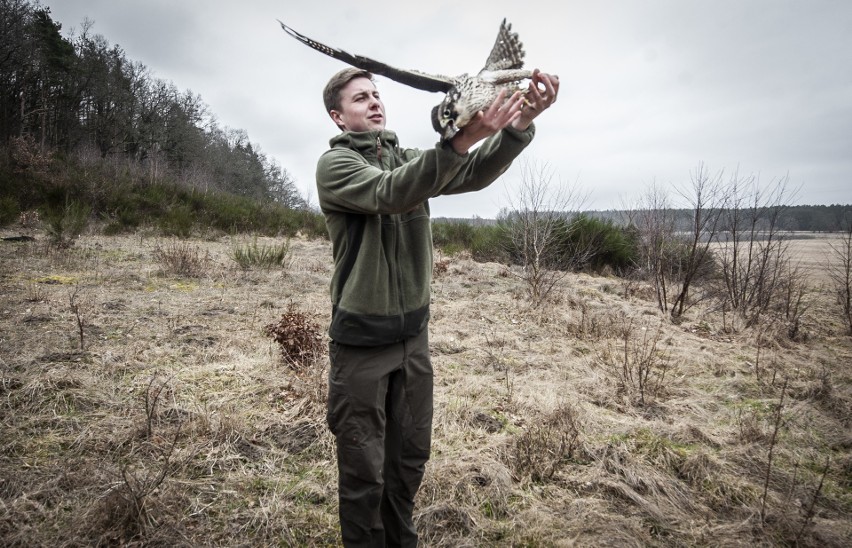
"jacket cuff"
503,122,536,143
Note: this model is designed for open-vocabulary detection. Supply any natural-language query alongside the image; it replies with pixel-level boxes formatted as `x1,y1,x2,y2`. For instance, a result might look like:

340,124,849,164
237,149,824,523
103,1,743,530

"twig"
69,285,85,350
760,377,788,525
795,456,830,543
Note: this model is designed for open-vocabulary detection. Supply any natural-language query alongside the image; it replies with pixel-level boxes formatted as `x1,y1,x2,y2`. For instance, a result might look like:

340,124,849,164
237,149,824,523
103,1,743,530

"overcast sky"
46,0,851,218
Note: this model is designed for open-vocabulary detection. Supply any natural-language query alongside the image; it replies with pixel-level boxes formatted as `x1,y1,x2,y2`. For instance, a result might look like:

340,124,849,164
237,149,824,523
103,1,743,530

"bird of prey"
278,19,533,141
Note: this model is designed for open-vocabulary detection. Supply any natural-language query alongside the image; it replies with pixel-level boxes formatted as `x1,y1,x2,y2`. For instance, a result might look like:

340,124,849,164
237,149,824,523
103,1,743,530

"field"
1,231,850,546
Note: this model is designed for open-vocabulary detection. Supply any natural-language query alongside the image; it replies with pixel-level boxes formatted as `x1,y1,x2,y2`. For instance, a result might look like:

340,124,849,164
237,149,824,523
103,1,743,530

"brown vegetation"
1,231,850,546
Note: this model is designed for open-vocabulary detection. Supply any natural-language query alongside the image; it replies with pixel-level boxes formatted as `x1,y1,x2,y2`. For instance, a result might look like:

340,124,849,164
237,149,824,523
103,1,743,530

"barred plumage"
279,19,533,140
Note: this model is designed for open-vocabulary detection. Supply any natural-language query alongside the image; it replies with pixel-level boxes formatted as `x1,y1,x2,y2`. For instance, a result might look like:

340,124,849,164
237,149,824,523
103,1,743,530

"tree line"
0,0,303,207
583,204,852,235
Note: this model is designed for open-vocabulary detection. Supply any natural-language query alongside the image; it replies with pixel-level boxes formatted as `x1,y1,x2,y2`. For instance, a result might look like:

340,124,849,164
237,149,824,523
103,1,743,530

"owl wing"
279,21,455,93
481,19,526,72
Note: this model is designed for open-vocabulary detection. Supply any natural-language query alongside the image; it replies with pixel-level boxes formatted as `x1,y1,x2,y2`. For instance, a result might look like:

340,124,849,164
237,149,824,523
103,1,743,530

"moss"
34,274,79,284
170,281,199,292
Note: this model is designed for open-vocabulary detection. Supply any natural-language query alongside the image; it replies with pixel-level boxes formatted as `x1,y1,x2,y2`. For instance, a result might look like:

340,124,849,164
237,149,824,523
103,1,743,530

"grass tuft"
231,237,291,270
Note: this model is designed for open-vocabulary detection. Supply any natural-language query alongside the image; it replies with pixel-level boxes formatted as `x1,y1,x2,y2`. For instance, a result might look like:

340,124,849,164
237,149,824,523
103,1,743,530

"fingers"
527,70,559,111
483,89,523,128
539,73,559,104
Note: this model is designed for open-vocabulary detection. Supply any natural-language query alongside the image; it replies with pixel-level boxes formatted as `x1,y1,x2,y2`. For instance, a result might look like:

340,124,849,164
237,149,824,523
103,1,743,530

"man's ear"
329,110,344,129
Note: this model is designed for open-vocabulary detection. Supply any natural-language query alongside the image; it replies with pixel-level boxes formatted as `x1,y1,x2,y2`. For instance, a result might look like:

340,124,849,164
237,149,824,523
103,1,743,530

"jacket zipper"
378,134,405,336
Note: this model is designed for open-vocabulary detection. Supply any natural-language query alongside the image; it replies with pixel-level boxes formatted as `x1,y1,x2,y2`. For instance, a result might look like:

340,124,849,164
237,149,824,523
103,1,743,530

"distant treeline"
0,0,302,207
585,205,852,233
436,204,852,234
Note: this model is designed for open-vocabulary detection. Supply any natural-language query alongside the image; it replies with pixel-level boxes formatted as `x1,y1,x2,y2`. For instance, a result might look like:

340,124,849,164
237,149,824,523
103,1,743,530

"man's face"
330,77,385,132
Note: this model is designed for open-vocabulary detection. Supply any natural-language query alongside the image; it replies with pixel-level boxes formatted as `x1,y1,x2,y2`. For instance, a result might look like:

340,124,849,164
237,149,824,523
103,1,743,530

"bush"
102,206,144,235
41,199,91,246
432,217,640,272
511,403,583,483
595,316,673,406
552,215,639,274
432,221,510,263
264,304,324,370
153,241,211,278
432,221,476,256
159,205,194,238
231,237,291,269
1,146,330,239
0,196,19,227
470,224,511,263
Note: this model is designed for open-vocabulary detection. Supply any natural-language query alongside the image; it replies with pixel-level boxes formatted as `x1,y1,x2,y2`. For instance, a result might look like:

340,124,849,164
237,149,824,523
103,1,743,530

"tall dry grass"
0,231,850,546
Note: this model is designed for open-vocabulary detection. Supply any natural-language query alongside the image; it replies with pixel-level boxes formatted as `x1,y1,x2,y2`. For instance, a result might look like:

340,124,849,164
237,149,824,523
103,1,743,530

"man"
317,66,558,546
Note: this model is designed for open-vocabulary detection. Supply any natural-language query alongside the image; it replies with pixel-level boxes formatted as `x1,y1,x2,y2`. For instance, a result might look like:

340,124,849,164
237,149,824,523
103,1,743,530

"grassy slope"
0,232,850,546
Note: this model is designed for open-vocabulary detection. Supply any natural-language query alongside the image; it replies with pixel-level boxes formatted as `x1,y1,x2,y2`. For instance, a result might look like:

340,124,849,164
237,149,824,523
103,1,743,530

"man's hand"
450,88,525,155
511,69,559,131
450,69,560,154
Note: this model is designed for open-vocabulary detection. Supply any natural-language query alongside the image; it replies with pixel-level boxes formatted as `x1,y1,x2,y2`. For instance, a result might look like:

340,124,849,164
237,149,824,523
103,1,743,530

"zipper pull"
376,135,382,165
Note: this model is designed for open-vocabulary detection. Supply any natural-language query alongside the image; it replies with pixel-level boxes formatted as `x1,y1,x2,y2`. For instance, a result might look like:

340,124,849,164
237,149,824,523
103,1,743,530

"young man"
317,67,558,546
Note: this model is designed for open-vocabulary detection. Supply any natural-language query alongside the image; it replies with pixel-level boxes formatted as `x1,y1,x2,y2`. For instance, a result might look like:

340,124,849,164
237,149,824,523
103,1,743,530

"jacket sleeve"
438,124,535,196
317,143,468,215
317,124,535,215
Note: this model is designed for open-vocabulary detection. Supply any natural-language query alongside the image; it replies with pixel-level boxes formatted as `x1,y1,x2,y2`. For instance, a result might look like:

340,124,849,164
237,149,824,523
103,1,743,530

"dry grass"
1,231,850,546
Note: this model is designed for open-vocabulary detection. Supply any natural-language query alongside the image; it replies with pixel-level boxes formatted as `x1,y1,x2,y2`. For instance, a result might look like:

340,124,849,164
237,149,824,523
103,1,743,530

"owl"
279,19,533,141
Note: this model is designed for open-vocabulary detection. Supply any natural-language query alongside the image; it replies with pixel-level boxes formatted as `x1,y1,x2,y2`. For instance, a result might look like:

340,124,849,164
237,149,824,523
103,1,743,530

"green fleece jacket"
316,125,535,346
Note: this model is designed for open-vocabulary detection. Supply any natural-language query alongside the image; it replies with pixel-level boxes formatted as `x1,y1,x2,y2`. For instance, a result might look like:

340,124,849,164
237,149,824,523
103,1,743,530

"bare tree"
634,181,677,314
716,174,797,327
669,163,730,319
827,215,852,335
633,165,728,320
502,158,588,308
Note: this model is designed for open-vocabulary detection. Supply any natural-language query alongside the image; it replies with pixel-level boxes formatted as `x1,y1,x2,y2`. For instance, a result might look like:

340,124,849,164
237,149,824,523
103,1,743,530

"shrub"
264,304,324,370
159,205,194,238
102,208,143,235
231,237,291,269
595,315,673,406
431,221,510,263
432,221,477,256
470,224,511,263
511,403,583,482
152,241,211,278
553,215,639,273
41,199,91,247
0,196,19,227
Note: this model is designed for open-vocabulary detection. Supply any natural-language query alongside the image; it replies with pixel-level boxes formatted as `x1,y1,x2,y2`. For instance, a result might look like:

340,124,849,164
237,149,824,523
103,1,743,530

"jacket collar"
329,129,399,152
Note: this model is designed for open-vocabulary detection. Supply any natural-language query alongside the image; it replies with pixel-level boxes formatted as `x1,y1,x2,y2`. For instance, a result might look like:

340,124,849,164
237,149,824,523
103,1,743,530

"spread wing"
279,21,455,93
481,19,526,72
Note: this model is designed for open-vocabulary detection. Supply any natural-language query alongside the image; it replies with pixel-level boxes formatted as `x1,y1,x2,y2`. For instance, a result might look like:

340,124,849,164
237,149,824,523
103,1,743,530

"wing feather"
279,21,455,93
481,19,526,72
